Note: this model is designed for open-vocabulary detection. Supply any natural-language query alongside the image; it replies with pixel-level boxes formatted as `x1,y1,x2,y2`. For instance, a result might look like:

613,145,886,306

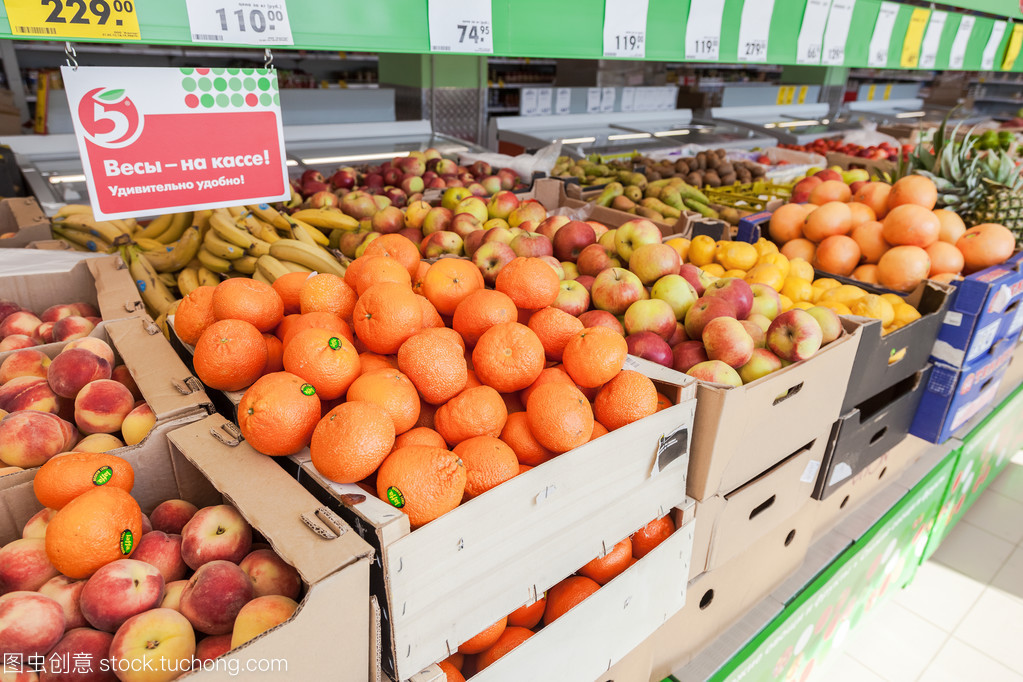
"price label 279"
743,40,766,58
5,0,141,40
185,0,294,45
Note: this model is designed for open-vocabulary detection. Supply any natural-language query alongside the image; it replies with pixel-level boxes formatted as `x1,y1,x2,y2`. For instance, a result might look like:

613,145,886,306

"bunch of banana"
587,177,720,222
51,205,136,252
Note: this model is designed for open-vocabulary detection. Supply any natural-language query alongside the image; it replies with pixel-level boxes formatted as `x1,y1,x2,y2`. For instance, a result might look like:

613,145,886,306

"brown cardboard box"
25,239,72,250
0,198,51,248
687,318,863,501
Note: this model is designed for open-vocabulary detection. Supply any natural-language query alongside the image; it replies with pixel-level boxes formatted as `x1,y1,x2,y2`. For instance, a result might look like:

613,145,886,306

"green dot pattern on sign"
260,93,272,106
242,68,255,75
216,94,229,107
198,78,212,92
182,77,196,92
258,77,270,91
227,67,240,75
231,93,244,107
229,77,241,91
180,67,194,75
180,69,280,110
273,94,280,106
214,77,227,92
200,94,214,108
244,77,256,90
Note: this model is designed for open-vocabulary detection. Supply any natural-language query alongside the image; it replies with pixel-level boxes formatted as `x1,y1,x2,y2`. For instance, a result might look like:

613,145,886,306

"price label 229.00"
428,0,494,53
4,0,141,40
185,0,294,45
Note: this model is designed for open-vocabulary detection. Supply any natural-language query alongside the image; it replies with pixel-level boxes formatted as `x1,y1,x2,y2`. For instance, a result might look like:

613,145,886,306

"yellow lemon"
892,302,921,327
701,263,726,277
820,284,868,307
778,294,794,312
745,263,786,292
713,241,731,265
759,252,790,279
754,239,779,258
721,241,759,271
788,258,814,281
880,293,905,308
781,276,814,304
792,300,815,310
723,268,749,279
809,285,826,303
814,277,842,291
849,294,895,326
665,237,690,262
817,300,853,315
688,235,717,266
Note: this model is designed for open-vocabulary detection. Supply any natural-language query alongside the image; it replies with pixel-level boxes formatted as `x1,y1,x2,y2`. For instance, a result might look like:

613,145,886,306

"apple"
179,560,254,635
455,197,489,225
561,262,579,280
131,532,187,583
472,242,517,286
552,221,596,262
684,296,737,340
508,200,546,227
552,280,590,317
626,332,673,367
814,168,842,183
510,232,554,258
575,275,595,292
42,627,114,681
340,191,377,220
0,537,60,593
482,226,516,246
629,243,681,286
587,221,609,240
842,168,870,184
487,191,520,220
671,341,709,373
422,206,454,236
650,274,698,320
591,267,648,316
704,278,754,320
687,360,743,387
497,168,518,190
538,256,565,280
678,263,715,296
450,213,483,240
404,200,431,230
767,309,824,362
80,559,165,633
623,299,677,340
329,167,357,189
230,595,299,649
750,283,781,321
667,322,688,346
598,229,617,251
180,505,253,570
536,215,570,241
614,219,662,262
746,312,772,333
702,317,755,369
421,231,464,258
791,176,823,204
149,500,198,535
740,320,767,348
239,549,302,600
441,186,472,211
371,206,404,234
806,306,843,345
0,591,65,656
108,608,196,682
576,243,620,277
38,575,87,630
578,310,624,335
738,348,784,384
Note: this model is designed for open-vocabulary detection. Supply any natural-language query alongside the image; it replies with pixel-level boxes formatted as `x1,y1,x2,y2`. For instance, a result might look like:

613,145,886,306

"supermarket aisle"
810,451,1023,681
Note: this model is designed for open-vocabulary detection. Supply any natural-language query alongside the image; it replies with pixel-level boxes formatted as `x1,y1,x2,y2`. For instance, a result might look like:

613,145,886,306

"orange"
656,393,672,412
362,233,422,277
453,436,518,498
768,204,807,243
780,238,817,263
589,421,609,441
632,516,676,558
349,255,413,296
422,258,484,316
518,464,533,475
457,617,507,655
353,282,423,354
452,289,518,347
476,627,534,671
957,223,1015,272
299,273,357,321
926,241,965,277
578,537,632,585
193,319,268,391
274,313,300,343
814,235,861,277
34,452,135,510
528,307,584,362
173,286,216,345
877,246,931,293
411,261,430,295
282,311,354,348
594,370,658,431
394,426,446,450
417,295,444,329
502,391,525,415
359,352,398,373
375,445,466,528
882,204,940,248
347,368,420,435
520,366,575,407
507,595,546,629
495,257,559,310
311,401,395,483
464,369,483,389
438,660,465,682
887,175,938,211
526,383,594,453
471,322,545,393
416,326,465,351
809,180,852,205
263,333,284,373
283,328,361,400
211,278,284,332
543,576,600,625
802,202,852,243
443,653,465,673
435,386,508,446
398,330,468,405
934,209,967,244
562,327,628,388
500,411,555,466
45,486,143,579
851,221,889,265
271,271,310,315
237,372,322,456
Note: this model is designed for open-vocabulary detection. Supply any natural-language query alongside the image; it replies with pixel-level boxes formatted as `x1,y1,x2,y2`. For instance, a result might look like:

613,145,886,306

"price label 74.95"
428,0,494,54
4,0,141,40
185,0,294,46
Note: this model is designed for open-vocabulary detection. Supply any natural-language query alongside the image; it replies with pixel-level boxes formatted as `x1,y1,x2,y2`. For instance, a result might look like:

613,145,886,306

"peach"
0,464,22,477
179,561,254,635
32,321,54,345
180,505,252,569
0,376,58,414
40,304,79,323
38,575,88,630
121,403,155,447
0,591,65,656
64,338,115,366
73,380,133,434
108,608,195,682
51,317,95,343
71,303,99,318
110,365,141,400
195,633,232,662
0,412,72,468
1,311,43,338
80,560,165,633
47,348,112,399
73,433,124,453
0,334,37,351
22,508,57,539
0,349,51,383
239,549,302,600
40,627,114,682
0,538,60,593
230,595,298,648
161,580,187,612
131,532,186,583
150,500,198,536
141,514,152,535
0,299,22,324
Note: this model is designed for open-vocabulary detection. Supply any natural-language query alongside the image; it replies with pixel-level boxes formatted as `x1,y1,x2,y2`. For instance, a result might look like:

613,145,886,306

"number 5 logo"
78,87,143,149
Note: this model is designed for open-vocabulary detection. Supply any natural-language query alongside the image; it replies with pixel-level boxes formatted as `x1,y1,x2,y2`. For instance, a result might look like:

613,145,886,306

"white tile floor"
810,451,1023,681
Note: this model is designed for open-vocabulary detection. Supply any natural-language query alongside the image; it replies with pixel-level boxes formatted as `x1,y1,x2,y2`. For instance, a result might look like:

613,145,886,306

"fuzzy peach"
0,334,38,351
0,411,73,468
0,376,59,414
40,304,79,323
0,591,65,656
64,338,115,366
131,532,186,583
239,549,302,600
180,505,252,569
149,500,198,536
110,365,141,400
22,508,57,539
230,595,298,648
38,575,88,630
40,627,114,682
73,379,134,434
0,538,60,593
47,348,112,399
120,403,155,447
160,580,187,612
32,321,55,345
80,560,165,633
195,633,232,663
51,316,95,343
108,608,195,682
0,311,43,338
73,433,124,453
0,349,51,383
179,561,254,635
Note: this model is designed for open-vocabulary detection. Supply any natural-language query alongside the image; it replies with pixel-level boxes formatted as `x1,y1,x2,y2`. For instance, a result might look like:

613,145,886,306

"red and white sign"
62,65,290,220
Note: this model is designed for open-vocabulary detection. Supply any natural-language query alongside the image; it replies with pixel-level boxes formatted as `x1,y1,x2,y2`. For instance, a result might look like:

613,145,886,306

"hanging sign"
949,16,976,70
737,0,775,63
603,0,648,59
868,2,899,67
821,0,855,66
3,0,140,40
919,11,948,69
797,0,832,65
982,21,1008,70
900,8,930,68
685,0,726,61
428,0,494,54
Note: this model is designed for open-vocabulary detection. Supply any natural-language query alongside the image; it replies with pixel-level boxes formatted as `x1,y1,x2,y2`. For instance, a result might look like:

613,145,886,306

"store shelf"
488,82,556,89
974,96,1023,104
488,57,557,65
487,105,520,113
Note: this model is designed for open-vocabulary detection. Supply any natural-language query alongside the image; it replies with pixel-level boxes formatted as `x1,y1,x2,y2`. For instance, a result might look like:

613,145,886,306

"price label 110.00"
185,0,294,45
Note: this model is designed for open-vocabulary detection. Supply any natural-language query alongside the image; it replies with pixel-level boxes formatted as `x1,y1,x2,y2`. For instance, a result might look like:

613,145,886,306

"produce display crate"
0,412,375,682
687,318,863,502
911,336,1017,444
288,358,696,680
815,365,932,501
825,151,896,176
167,319,243,423
0,197,51,248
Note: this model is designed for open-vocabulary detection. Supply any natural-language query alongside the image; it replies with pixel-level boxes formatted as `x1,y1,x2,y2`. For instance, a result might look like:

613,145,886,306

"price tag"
521,88,539,117
620,87,636,112
664,86,678,110
949,15,976,70
537,88,553,115
586,87,602,113
4,0,141,41
603,0,648,59
821,0,855,66
776,85,795,105
868,2,899,67
184,0,293,45
601,87,616,112
737,0,775,63
797,0,832,65
427,0,493,54
982,21,1008,70
685,0,725,61
883,83,892,99
919,11,948,69
797,85,808,103
867,84,876,101
1002,23,1023,70
900,7,930,68
555,87,572,115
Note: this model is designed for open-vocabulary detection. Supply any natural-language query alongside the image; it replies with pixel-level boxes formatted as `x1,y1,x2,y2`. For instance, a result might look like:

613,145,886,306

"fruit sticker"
92,466,114,486
301,383,316,396
119,529,134,555
386,486,406,509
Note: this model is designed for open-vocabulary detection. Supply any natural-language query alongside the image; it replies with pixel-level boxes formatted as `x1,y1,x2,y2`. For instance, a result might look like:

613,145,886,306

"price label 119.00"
4,0,141,41
685,0,725,61
184,0,294,45
603,0,648,58
428,0,494,54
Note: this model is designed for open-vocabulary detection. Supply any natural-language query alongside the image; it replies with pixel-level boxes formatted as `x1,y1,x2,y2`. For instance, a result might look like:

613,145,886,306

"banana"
245,237,272,258
176,267,200,296
255,255,291,282
127,249,176,315
157,272,178,289
56,217,124,244
134,213,174,240
134,237,167,252
112,218,136,234
192,209,213,231
54,204,93,219
156,212,194,244
197,248,233,273
247,203,291,231
203,231,247,260
197,266,221,287
232,255,258,275
289,219,332,248
281,260,313,273
210,213,256,249
145,228,202,272
250,219,281,244
154,311,170,340
269,239,346,277
290,208,360,232
51,226,110,252
252,270,273,285
227,206,246,218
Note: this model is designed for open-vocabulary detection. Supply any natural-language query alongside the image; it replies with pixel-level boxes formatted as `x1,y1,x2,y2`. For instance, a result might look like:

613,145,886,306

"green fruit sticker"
328,337,341,350
120,529,134,555
301,384,316,396
92,466,113,486
386,486,405,509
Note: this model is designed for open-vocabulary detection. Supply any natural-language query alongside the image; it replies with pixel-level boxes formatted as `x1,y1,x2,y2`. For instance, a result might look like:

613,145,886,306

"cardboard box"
0,198,50,248
995,340,1023,403
815,365,932,501
690,440,823,580
290,358,696,680
25,239,73,250
911,336,1016,444
687,318,863,501
0,412,375,681
930,250,1023,368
